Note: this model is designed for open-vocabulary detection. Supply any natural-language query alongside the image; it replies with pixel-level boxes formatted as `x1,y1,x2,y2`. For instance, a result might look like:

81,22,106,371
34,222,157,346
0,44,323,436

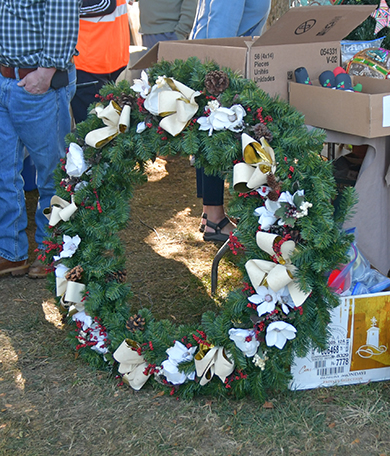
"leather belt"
0,65,37,79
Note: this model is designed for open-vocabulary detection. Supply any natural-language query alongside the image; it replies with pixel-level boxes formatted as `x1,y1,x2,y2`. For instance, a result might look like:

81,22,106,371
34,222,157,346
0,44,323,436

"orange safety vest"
74,0,130,74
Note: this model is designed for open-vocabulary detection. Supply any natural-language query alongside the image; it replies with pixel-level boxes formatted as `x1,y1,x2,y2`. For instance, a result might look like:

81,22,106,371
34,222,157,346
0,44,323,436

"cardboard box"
289,76,390,138
132,5,375,101
290,292,390,390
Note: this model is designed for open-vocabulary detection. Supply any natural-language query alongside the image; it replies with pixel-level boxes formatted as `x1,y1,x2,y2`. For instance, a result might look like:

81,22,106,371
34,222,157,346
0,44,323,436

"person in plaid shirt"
0,0,82,278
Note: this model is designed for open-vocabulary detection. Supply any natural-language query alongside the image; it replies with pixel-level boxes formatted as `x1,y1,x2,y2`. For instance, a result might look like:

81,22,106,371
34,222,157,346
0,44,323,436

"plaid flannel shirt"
0,0,82,70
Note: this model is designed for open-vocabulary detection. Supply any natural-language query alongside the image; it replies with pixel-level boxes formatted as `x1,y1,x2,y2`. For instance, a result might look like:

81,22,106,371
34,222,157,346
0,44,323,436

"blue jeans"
190,0,271,39
0,65,76,261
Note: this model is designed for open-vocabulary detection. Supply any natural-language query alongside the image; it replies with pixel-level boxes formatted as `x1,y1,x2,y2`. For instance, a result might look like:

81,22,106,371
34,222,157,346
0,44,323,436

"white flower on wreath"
277,190,312,221
228,328,259,357
143,78,170,116
89,325,109,355
197,104,246,136
253,351,269,370
248,285,278,317
257,185,271,198
136,121,147,134
53,234,81,261
278,286,295,315
72,310,93,331
66,143,88,177
265,321,297,350
253,199,280,231
130,70,151,98
161,341,196,385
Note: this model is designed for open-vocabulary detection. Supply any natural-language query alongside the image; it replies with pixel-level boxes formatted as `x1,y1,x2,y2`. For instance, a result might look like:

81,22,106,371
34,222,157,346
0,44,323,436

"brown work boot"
0,256,29,277
28,255,47,279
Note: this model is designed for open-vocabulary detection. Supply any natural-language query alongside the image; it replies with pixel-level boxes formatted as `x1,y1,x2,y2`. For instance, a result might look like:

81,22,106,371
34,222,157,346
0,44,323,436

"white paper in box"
290,292,390,390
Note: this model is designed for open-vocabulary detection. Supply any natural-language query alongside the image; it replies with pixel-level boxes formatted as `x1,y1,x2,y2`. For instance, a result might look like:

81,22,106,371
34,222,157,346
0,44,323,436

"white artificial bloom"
72,310,93,331
228,328,259,358
257,185,271,198
248,286,278,317
197,104,246,136
160,341,196,385
66,143,88,177
296,200,313,218
54,234,81,261
74,181,88,192
155,75,167,88
54,263,69,278
136,121,147,134
265,321,297,350
254,199,280,230
278,191,295,206
207,100,220,112
89,325,109,354
277,286,295,314
130,70,150,98
253,352,269,370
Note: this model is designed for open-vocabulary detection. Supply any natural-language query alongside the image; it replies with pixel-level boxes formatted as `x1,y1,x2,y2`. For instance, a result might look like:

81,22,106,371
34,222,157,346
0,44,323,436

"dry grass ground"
1,155,390,456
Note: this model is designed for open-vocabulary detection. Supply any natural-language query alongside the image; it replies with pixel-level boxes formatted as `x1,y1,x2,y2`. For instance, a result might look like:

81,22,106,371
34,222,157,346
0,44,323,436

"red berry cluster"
224,370,247,389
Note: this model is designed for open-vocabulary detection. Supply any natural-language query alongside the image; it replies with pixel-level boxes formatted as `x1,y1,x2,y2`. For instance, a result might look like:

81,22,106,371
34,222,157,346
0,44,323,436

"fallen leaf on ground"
328,422,336,428
153,391,165,398
262,401,274,409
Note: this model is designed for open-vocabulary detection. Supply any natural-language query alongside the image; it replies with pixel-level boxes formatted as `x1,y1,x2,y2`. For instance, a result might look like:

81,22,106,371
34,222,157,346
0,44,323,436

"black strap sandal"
199,212,207,233
203,216,231,242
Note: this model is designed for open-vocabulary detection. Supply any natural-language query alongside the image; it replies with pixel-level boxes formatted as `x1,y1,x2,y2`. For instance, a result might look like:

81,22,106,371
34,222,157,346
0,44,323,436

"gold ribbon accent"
194,343,235,386
233,133,276,193
245,232,310,307
113,339,151,391
43,195,77,226
85,101,131,149
157,78,201,137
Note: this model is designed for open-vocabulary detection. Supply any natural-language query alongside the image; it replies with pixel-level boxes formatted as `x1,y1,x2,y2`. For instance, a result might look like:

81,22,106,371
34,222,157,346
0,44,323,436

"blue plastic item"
22,155,37,191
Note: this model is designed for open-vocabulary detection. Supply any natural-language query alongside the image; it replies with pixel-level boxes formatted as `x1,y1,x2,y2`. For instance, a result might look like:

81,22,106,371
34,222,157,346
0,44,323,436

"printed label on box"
382,95,390,127
290,292,390,390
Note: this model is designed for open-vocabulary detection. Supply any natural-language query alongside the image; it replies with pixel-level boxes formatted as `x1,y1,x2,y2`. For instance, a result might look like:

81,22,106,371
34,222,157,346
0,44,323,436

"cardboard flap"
254,5,376,46
131,39,250,73
131,43,158,69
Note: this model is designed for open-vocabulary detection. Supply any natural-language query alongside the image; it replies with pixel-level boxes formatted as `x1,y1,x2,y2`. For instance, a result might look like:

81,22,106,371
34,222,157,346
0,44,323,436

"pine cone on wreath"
118,92,137,110
267,173,281,202
251,123,273,144
65,265,84,282
204,70,230,96
126,314,146,332
105,269,127,283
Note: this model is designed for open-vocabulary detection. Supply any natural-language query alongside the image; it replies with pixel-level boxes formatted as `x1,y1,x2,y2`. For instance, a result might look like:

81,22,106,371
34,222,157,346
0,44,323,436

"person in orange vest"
71,0,130,123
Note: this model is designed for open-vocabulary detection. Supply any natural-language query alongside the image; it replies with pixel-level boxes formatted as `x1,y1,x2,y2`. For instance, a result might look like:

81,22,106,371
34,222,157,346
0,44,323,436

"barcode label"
317,366,345,376
314,360,326,369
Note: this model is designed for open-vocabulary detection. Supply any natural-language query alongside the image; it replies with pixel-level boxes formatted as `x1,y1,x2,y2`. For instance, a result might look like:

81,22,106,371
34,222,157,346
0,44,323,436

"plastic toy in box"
347,47,390,79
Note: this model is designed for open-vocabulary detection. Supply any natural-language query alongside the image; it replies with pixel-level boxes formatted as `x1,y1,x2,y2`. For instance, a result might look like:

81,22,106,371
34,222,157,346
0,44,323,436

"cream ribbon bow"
245,232,310,307
113,339,151,391
157,78,201,137
43,195,77,227
194,344,235,386
57,277,86,316
233,133,276,193
85,101,131,149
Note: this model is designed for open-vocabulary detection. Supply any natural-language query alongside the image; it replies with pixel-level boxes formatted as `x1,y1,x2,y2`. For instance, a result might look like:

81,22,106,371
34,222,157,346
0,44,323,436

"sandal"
203,216,231,242
199,212,207,233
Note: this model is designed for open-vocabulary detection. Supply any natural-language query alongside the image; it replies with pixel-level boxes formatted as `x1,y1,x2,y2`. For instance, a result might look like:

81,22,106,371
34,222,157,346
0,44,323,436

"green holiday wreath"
42,57,356,402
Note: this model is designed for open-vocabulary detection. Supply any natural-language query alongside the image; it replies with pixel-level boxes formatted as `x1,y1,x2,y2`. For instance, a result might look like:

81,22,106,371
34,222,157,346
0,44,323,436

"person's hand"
17,67,56,94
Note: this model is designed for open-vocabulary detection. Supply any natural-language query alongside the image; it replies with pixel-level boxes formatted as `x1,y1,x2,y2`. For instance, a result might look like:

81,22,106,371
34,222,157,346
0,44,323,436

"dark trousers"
196,168,224,206
71,67,125,124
